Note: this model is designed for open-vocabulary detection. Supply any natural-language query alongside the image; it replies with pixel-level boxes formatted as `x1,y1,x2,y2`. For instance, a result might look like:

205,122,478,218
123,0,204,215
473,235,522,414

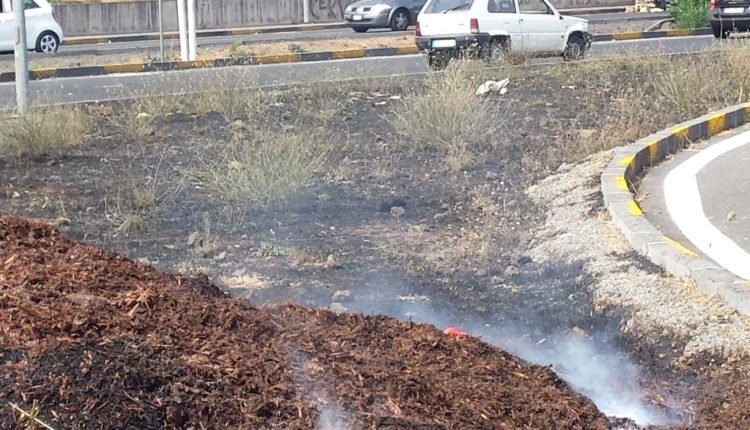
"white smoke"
346,298,672,427
316,402,349,430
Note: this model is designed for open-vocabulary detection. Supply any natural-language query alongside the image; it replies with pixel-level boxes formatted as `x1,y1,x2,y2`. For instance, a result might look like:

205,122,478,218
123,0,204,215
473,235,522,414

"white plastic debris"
475,78,509,96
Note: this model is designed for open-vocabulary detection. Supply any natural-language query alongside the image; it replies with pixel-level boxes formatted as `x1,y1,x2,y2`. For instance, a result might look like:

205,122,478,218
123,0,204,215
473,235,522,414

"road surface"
640,124,750,280
0,35,739,108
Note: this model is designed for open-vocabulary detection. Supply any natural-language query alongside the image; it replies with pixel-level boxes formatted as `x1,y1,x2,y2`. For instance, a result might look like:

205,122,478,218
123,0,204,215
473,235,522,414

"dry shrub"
392,61,488,152
106,94,180,141
187,126,330,207
0,106,90,159
543,46,750,167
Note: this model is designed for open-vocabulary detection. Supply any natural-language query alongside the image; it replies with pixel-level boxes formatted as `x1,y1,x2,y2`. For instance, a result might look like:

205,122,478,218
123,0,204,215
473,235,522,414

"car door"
0,5,13,52
483,0,524,51
517,0,565,53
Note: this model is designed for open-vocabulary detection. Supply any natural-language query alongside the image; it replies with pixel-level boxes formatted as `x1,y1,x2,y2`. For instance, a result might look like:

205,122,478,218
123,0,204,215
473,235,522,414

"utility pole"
186,0,196,60
303,0,310,23
176,0,188,60
12,0,28,113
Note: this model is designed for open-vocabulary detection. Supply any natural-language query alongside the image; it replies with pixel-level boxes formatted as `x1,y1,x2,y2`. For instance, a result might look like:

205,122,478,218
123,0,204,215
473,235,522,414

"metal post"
186,0,196,60
176,0,188,61
157,0,165,62
12,0,28,114
303,0,310,24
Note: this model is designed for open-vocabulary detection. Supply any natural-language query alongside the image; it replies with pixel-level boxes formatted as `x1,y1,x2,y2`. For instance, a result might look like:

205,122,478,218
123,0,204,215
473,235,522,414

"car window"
25,0,40,9
424,0,475,13
488,0,516,13
518,0,550,14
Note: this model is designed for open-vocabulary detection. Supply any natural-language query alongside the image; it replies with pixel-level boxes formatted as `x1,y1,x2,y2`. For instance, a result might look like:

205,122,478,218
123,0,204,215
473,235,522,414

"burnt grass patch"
3,54,750,428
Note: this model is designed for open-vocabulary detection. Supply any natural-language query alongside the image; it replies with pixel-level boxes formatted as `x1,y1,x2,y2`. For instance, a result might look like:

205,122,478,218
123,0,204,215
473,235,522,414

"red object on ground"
443,327,469,338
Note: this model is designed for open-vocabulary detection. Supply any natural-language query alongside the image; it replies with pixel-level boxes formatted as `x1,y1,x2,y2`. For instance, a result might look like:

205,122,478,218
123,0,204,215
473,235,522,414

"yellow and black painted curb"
601,102,750,315
590,27,711,42
63,23,351,46
0,46,421,83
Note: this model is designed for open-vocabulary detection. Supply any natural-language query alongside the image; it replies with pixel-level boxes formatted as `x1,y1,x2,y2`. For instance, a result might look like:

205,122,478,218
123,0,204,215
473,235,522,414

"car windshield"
425,0,475,13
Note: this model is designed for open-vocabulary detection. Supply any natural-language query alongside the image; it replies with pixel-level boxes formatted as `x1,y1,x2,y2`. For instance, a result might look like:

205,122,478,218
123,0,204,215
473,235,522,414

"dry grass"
540,45,750,167
187,126,331,207
187,72,269,122
104,93,180,141
391,61,488,153
0,106,90,159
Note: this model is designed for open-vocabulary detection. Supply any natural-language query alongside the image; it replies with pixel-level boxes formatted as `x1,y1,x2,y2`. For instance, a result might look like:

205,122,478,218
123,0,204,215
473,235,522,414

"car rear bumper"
344,11,390,27
416,34,491,51
709,11,750,30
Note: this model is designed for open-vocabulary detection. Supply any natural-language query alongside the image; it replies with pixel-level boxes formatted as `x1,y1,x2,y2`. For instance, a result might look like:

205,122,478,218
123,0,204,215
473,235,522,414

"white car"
0,0,63,53
415,0,590,67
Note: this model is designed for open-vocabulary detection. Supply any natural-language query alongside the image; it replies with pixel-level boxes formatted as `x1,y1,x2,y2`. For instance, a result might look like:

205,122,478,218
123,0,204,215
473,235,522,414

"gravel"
526,149,750,360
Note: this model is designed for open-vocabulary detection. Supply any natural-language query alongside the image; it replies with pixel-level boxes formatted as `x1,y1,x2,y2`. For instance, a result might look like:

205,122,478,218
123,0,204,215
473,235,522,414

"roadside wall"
55,0,631,37
56,0,358,36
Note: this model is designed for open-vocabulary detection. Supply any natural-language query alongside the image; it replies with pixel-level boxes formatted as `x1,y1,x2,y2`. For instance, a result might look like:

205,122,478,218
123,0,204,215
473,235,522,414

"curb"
601,102,750,315
590,27,711,42
0,28,713,83
63,23,351,46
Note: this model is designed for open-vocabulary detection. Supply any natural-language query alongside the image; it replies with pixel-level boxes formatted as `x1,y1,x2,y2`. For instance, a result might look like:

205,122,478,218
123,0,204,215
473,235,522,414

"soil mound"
0,216,608,429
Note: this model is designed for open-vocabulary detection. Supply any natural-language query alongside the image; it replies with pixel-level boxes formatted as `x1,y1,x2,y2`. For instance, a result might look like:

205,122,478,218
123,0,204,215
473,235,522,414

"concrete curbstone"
601,101,750,315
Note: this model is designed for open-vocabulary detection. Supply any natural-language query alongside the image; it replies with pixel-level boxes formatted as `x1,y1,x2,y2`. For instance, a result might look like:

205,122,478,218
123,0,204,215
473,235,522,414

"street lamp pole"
12,0,28,113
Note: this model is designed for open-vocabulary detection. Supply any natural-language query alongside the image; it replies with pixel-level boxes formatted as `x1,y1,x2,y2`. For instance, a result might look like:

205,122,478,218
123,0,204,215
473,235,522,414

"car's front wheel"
390,9,410,31
563,34,585,61
352,26,369,33
711,24,730,39
35,31,59,54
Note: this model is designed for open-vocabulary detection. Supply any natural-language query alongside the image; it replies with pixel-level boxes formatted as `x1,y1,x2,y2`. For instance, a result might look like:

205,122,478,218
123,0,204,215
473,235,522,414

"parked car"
0,0,63,53
415,0,590,67
344,0,427,32
708,0,750,38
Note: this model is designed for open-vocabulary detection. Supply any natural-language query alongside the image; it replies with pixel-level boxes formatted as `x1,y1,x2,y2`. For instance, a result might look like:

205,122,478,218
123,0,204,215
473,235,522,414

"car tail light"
415,21,421,36
470,18,479,34
709,0,716,9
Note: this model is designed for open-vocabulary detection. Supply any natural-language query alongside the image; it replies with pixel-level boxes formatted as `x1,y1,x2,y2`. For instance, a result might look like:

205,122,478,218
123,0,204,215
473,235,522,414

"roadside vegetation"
1,45,749,278
669,0,709,28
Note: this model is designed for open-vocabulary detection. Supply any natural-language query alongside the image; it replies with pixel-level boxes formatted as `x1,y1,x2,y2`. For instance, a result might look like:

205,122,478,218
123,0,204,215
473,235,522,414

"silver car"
344,0,426,32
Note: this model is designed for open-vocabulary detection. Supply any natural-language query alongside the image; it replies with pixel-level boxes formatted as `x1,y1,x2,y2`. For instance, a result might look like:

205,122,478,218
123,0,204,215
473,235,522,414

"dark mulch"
0,215,609,429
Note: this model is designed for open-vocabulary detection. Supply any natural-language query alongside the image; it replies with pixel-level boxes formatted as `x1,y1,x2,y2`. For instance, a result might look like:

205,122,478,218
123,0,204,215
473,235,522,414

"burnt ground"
1,62,750,428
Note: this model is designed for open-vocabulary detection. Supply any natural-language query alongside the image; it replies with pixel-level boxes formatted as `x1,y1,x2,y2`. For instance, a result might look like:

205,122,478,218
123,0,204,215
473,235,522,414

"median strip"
601,102,750,315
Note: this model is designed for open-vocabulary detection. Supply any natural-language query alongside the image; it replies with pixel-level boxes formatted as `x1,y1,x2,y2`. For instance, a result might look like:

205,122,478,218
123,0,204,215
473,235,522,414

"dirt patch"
0,216,610,429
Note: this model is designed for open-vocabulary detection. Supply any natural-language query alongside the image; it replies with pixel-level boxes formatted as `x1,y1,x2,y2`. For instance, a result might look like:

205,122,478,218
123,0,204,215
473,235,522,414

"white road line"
664,129,750,280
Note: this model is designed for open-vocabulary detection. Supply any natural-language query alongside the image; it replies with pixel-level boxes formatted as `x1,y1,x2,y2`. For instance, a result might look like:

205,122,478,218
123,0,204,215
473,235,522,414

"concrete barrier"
54,0,633,37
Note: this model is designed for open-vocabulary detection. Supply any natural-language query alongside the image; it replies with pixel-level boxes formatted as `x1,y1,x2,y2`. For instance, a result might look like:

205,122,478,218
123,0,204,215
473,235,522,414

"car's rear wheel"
427,52,451,70
35,31,60,54
711,24,730,39
563,34,585,61
390,9,409,31
352,26,369,33
484,40,506,64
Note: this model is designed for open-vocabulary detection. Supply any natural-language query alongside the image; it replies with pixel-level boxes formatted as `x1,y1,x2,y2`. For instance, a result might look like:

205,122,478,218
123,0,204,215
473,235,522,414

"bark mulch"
0,215,609,429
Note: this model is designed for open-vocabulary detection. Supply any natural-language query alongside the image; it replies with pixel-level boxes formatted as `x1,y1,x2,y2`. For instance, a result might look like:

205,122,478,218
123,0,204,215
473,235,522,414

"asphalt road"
640,124,750,279
0,12,667,58
0,35,733,109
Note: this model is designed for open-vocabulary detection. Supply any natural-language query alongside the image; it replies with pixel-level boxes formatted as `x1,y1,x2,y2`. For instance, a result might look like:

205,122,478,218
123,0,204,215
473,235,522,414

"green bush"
670,0,708,28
